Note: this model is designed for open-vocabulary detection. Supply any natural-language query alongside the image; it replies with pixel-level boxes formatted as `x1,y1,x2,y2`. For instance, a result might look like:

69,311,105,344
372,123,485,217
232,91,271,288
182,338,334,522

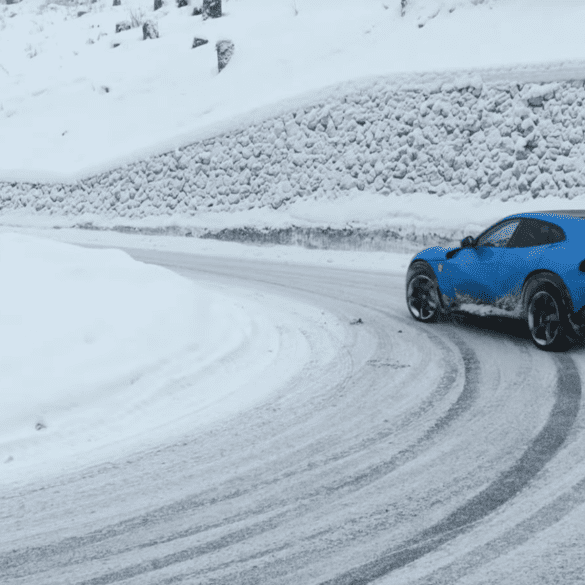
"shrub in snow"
113,0,121,5
216,40,234,72
143,20,159,40
129,6,146,27
202,0,221,19
177,0,188,6
154,0,163,10
115,21,131,33
192,5,202,15
192,37,208,49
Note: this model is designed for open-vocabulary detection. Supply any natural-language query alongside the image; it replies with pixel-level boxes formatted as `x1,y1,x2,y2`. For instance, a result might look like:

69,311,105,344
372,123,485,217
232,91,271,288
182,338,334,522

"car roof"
503,210,585,224
497,210,585,240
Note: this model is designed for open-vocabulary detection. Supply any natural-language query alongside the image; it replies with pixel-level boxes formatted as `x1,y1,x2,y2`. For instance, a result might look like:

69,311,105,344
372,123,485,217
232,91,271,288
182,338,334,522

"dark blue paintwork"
410,210,585,315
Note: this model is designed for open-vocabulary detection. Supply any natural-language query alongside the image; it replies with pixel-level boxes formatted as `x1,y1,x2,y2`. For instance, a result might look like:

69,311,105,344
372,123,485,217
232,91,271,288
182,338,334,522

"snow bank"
0,233,250,467
7,187,585,254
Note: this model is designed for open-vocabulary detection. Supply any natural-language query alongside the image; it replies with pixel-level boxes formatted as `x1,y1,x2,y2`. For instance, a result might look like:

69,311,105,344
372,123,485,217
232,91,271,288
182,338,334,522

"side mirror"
446,235,475,259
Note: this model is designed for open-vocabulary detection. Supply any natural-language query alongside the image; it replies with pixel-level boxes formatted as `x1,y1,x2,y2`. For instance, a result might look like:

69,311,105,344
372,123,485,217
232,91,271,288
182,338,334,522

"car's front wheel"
406,263,443,323
525,282,571,351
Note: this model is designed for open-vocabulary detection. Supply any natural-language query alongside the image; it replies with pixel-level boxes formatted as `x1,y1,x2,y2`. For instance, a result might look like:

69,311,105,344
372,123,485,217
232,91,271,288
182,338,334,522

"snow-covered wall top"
1,76,585,219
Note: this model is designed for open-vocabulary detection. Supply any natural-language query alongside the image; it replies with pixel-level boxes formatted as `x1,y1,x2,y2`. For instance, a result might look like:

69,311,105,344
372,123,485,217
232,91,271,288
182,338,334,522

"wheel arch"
407,259,438,278
521,270,574,318
407,260,447,311
407,259,442,288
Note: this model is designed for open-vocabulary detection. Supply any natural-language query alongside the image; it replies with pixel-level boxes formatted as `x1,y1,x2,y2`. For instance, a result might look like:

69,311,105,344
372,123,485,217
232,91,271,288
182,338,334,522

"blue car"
406,210,585,350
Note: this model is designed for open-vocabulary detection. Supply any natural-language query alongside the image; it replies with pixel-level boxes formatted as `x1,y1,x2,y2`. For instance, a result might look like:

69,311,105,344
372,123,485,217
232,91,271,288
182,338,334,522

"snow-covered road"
2,246,585,584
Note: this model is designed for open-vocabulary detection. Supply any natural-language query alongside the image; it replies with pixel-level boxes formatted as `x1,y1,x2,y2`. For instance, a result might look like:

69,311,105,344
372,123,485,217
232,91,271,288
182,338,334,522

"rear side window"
509,219,566,248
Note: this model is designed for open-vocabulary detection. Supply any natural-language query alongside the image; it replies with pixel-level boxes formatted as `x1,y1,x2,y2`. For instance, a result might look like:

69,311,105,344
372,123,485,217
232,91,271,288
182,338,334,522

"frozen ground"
2,0,585,177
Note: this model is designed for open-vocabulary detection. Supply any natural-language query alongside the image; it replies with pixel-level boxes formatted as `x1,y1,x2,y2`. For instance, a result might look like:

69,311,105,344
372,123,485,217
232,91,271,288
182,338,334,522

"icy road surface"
2,247,585,584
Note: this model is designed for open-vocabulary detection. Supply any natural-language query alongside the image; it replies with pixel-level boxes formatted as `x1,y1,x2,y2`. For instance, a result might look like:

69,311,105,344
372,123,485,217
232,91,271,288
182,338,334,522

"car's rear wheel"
406,263,443,323
526,283,570,351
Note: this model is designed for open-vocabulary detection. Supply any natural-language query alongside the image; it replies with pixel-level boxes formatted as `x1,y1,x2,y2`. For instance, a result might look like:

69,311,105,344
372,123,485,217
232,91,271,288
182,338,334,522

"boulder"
202,0,221,19
113,0,121,5
143,20,159,40
192,37,208,49
216,40,234,72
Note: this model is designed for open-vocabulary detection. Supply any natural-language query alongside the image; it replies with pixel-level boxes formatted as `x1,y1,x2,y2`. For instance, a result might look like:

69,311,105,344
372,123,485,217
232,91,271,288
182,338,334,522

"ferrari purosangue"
406,211,585,351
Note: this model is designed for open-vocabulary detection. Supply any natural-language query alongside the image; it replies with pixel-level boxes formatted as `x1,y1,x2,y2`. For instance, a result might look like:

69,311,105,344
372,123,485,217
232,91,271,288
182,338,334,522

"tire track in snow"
0,272,472,585
328,328,480,493
1,254,572,585
323,354,581,585
64,324,481,585
409,433,585,585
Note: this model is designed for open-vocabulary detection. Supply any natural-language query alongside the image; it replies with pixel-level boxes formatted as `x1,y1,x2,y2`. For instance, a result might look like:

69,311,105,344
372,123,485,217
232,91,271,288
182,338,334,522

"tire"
524,280,572,351
406,262,443,323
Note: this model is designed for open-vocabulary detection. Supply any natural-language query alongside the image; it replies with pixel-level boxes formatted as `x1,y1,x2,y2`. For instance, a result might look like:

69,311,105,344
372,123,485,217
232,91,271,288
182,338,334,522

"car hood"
411,245,456,263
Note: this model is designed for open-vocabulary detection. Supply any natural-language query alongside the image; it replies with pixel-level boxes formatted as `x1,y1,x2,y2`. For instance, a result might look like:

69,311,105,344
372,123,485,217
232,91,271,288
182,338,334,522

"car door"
447,219,521,305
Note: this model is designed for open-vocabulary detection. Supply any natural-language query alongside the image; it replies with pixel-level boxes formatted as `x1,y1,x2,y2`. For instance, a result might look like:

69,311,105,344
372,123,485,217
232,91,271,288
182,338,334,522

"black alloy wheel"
527,286,569,351
406,265,442,323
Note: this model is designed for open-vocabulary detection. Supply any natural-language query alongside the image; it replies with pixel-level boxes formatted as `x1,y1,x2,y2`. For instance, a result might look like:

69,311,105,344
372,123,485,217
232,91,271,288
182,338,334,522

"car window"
508,219,566,247
539,221,565,244
476,220,521,248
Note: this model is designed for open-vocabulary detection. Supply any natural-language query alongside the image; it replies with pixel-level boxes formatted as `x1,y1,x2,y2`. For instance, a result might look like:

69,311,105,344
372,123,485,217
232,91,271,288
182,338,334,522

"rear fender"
521,271,574,319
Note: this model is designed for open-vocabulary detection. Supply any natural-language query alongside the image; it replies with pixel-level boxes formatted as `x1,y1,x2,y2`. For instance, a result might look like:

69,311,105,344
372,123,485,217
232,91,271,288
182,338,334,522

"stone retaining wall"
2,77,585,218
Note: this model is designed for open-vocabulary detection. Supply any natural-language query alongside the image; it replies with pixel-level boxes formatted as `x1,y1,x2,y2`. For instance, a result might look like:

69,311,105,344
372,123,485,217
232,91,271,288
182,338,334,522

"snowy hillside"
1,0,585,176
